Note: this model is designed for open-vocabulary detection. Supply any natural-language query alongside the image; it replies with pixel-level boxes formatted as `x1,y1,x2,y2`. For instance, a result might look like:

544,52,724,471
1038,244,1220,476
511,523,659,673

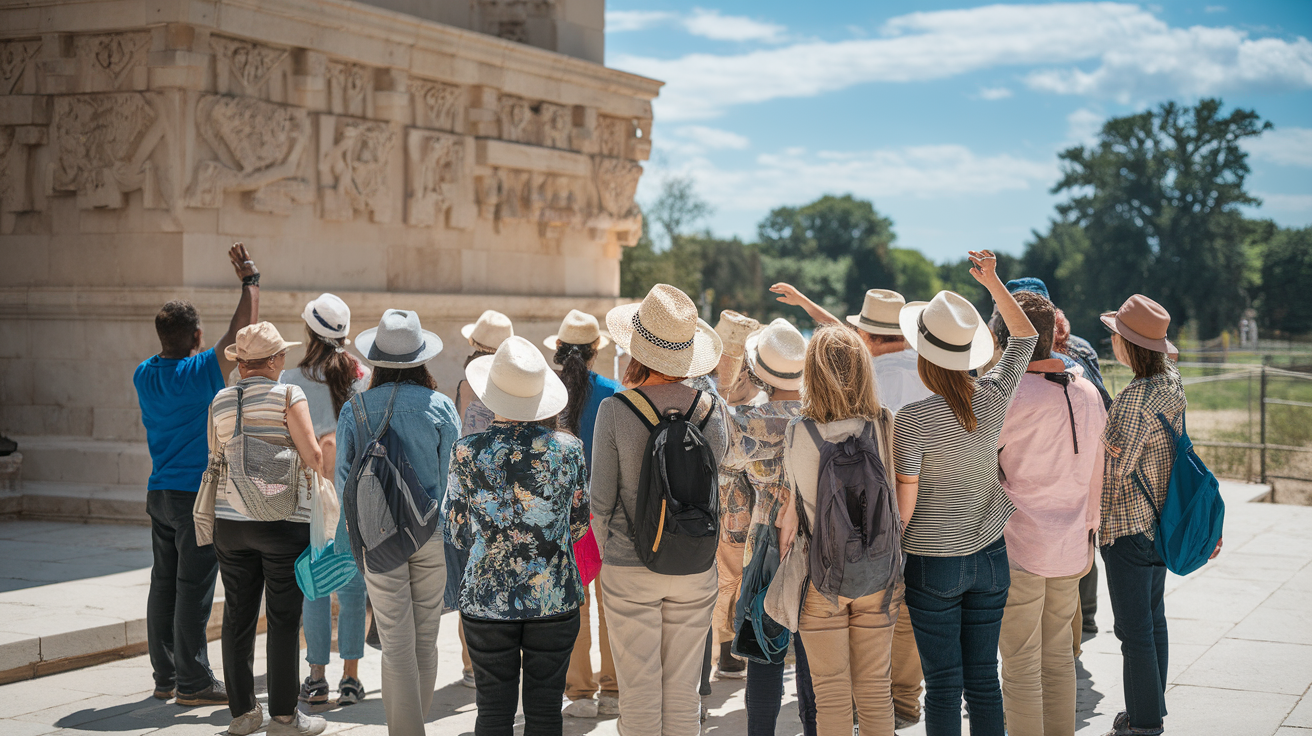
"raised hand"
229,242,258,281
770,282,806,307
968,250,999,287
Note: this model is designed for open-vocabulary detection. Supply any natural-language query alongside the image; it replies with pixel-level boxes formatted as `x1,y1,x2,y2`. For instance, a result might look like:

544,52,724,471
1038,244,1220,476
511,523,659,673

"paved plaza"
0,481,1308,735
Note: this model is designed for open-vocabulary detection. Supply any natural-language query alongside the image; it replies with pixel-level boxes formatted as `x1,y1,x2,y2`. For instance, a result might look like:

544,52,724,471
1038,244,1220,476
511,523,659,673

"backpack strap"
614,389,660,430
1157,411,1185,448
689,390,715,431
233,386,245,438
793,418,826,540
1132,471,1162,523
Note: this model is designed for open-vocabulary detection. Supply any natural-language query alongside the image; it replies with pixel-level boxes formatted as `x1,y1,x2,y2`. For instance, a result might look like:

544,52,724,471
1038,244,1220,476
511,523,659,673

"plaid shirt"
724,400,803,563
1099,367,1186,544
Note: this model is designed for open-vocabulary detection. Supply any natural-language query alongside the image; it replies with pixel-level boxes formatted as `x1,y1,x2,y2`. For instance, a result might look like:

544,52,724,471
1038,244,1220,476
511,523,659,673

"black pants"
1080,556,1099,626
745,635,817,736
214,518,310,718
463,610,581,736
1102,534,1168,731
147,489,220,693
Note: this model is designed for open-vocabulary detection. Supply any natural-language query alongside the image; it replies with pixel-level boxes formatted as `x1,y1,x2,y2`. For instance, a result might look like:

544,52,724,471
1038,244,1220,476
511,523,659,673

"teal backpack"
1133,412,1225,576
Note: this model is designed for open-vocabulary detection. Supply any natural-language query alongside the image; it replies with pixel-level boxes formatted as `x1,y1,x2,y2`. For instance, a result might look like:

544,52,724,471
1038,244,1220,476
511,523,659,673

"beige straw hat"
1101,294,1177,356
461,310,514,352
714,310,761,359
224,322,301,361
899,290,994,371
745,318,807,391
466,336,568,422
847,289,906,336
606,284,723,379
544,309,611,352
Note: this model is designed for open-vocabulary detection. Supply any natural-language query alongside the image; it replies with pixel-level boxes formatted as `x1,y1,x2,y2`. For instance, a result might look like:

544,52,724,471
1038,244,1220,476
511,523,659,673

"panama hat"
544,309,610,352
900,291,994,371
466,336,568,422
714,310,761,359
355,310,443,368
606,284,723,379
745,318,807,391
461,310,514,352
1101,294,1177,356
224,321,301,361
847,289,906,336
301,293,351,343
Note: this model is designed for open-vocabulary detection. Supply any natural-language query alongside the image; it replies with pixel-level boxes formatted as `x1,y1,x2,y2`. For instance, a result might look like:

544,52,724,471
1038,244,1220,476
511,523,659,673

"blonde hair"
801,325,880,423
917,357,977,432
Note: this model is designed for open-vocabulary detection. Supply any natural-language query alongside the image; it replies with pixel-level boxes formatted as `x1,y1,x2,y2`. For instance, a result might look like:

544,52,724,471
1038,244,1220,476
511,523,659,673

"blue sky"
604,1,1312,262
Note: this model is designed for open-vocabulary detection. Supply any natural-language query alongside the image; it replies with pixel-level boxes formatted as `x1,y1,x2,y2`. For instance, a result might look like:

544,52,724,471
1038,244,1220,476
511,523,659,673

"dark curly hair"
155,300,201,358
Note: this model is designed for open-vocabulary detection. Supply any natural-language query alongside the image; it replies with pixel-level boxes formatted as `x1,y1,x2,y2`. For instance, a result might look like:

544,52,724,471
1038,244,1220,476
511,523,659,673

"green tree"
647,176,712,250
888,248,943,301
1259,225,1312,335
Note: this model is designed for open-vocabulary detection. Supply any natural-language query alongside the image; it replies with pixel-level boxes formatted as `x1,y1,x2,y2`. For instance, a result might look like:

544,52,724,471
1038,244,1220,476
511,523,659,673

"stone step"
10,435,151,487
0,481,147,524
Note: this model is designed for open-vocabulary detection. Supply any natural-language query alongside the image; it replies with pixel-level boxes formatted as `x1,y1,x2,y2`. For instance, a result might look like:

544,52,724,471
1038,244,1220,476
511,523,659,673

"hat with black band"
846,289,907,336
899,290,994,371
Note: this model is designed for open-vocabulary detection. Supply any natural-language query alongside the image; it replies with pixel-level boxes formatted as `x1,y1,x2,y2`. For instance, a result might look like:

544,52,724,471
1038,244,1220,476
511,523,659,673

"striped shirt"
209,377,312,523
894,334,1038,557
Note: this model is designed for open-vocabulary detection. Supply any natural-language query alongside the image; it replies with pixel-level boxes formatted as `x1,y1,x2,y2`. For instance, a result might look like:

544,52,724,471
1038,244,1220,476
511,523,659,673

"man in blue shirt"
133,243,260,706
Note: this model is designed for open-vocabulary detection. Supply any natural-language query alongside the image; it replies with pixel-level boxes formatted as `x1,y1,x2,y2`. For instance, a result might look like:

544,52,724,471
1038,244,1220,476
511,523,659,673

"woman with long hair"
891,251,1037,736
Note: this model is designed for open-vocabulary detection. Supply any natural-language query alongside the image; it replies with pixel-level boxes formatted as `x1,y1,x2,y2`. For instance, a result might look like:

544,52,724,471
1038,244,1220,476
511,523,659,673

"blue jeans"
1101,533,1168,731
303,570,368,665
745,636,818,736
905,537,1010,736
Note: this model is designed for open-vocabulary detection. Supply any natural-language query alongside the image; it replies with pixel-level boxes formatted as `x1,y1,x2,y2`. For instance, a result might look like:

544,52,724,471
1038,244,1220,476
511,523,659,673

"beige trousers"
566,578,618,699
891,598,923,720
713,540,745,646
999,568,1081,736
601,563,718,736
798,583,902,736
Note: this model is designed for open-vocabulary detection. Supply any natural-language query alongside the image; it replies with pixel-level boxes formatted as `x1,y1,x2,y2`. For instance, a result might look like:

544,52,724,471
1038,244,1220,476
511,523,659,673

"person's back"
871,347,933,413
136,350,226,492
337,382,457,501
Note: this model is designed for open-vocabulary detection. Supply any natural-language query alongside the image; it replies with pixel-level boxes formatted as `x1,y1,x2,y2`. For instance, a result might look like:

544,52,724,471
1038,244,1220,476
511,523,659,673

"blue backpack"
1133,412,1224,576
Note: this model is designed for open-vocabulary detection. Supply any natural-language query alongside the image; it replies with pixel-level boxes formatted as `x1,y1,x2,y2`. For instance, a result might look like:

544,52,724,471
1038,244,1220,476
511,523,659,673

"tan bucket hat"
899,291,993,371
1101,294,1177,356
714,310,761,359
466,336,568,422
544,309,610,352
746,318,807,391
224,321,301,362
847,289,906,336
606,284,723,379
461,310,514,352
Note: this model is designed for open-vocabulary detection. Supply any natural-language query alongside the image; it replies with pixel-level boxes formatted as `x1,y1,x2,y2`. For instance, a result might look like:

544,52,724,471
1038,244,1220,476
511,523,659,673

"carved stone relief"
596,116,633,159
327,62,372,118
319,116,395,223
0,125,47,232
75,32,150,90
49,92,168,210
186,95,313,215
0,40,40,95
476,0,558,44
405,128,473,229
498,95,533,144
210,37,289,97
539,103,571,150
409,79,461,132
593,157,642,219
498,96,575,149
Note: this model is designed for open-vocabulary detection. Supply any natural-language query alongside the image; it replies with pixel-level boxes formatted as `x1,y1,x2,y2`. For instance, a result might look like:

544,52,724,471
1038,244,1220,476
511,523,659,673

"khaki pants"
798,583,902,736
891,598,923,721
999,568,1080,736
601,563,717,736
566,578,618,699
713,540,745,646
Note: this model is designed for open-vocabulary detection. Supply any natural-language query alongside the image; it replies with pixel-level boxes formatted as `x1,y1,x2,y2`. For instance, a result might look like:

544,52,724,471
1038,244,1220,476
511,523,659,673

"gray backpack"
223,386,306,522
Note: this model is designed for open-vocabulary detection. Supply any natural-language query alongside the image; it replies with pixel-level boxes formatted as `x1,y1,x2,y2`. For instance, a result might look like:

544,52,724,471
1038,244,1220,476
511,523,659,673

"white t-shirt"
871,348,933,413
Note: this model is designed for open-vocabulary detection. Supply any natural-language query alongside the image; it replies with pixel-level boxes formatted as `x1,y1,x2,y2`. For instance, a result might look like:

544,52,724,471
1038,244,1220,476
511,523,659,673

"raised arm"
770,283,840,327
969,250,1035,339
215,243,261,378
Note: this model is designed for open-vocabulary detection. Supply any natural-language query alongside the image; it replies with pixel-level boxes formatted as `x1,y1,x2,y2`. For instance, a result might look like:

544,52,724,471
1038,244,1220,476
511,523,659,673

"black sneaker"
176,680,228,706
298,676,329,705
1083,618,1099,633
716,642,746,679
337,676,364,706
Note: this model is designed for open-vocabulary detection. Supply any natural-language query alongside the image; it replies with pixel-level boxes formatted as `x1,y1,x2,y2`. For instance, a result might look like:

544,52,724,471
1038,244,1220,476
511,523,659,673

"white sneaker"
268,711,327,736
563,698,599,718
597,693,620,716
228,705,265,736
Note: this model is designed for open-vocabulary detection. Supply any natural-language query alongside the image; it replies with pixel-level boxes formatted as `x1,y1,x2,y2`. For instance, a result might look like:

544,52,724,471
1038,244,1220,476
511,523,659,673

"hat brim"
1100,314,1178,357
899,303,994,371
355,328,444,369
845,314,904,336
465,354,569,422
543,334,611,353
606,303,723,379
744,332,803,391
224,340,302,362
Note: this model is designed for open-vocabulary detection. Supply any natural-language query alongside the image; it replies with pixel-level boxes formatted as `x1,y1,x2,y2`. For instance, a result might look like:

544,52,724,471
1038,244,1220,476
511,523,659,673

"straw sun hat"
355,309,444,369
846,289,906,336
606,284,723,379
461,310,514,352
466,336,568,422
1101,294,1177,356
544,309,610,352
745,318,807,391
900,290,994,371
225,322,301,362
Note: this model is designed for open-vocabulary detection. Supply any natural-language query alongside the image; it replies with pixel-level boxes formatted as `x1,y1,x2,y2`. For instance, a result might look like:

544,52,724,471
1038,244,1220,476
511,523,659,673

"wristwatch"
242,273,261,287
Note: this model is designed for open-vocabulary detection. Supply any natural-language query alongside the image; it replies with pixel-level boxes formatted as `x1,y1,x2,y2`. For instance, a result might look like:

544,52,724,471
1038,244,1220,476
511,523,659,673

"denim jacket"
334,382,462,508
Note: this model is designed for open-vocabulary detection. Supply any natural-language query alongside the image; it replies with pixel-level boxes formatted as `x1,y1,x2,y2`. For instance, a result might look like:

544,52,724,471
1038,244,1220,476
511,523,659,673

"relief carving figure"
210,37,289,95
475,170,503,220
498,96,532,143
76,32,149,90
596,116,631,159
327,62,371,117
405,128,472,229
50,92,168,210
320,118,395,223
186,95,313,215
410,79,461,131
0,125,47,232
539,103,571,149
0,40,40,95
588,156,643,246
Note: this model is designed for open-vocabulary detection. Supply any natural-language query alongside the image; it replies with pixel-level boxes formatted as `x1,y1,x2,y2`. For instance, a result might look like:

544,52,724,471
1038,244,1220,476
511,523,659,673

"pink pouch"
574,525,602,586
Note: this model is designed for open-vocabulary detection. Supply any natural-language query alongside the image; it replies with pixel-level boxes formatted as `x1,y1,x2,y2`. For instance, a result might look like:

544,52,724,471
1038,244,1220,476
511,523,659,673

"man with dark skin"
133,243,260,706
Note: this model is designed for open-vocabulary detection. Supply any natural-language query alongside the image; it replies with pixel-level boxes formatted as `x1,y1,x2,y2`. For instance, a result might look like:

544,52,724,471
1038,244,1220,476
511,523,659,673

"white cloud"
1244,127,1312,168
673,125,751,150
977,86,1014,100
1250,193,1312,223
605,10,674,33
1065,107,1105,145
682,8,786,42
610,3,1312,121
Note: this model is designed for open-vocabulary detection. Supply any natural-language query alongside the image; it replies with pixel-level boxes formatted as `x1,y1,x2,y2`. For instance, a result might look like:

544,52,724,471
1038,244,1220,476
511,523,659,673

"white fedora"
746,318,807,391
714,310,761,359
461,310,514,352
301,293,352,342
606,284,723,379
544,309,610,352
466,336,568,422
899,291,993,371
355,310,444,369
847,289,906,336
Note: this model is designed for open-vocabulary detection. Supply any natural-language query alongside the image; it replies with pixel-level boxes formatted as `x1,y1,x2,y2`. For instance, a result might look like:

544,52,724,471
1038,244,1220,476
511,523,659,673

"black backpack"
613,388,720,576
796,417,902,608
342,384,441,574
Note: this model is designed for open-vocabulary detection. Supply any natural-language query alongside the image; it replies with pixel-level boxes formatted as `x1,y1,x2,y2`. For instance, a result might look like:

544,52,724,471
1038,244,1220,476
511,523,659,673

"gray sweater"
589,383,729,567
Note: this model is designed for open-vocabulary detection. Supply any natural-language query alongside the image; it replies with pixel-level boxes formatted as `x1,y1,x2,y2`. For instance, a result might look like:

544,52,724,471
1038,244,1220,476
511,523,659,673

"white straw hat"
745,318,807,391
544,309,611,352
466,336,568,422
714,310,761,359
355,310,444,368
461,310,514,352
301,293,351,343
606,285,723,379
847,289,906,336
900,291,994,371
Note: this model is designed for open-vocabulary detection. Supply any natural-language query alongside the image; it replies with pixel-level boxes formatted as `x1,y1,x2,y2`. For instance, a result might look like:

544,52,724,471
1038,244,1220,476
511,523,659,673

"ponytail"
299,326,359,418
554,340,598,435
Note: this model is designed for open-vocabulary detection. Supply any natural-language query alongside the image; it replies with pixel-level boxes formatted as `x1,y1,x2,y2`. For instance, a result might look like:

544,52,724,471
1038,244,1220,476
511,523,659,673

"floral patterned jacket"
723,400,803,563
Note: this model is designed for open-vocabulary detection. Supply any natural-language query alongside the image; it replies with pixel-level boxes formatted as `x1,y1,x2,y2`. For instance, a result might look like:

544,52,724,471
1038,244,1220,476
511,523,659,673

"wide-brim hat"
355,309,443,368
224,321,301,361
466,336,568,421
544,309,610,352
900,290,994,371
745,318,806,391
847,289,906,336
715,310,761,359
301,293,351,342
461,310,514,352
606,284,723,379
1101,294,1177,356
